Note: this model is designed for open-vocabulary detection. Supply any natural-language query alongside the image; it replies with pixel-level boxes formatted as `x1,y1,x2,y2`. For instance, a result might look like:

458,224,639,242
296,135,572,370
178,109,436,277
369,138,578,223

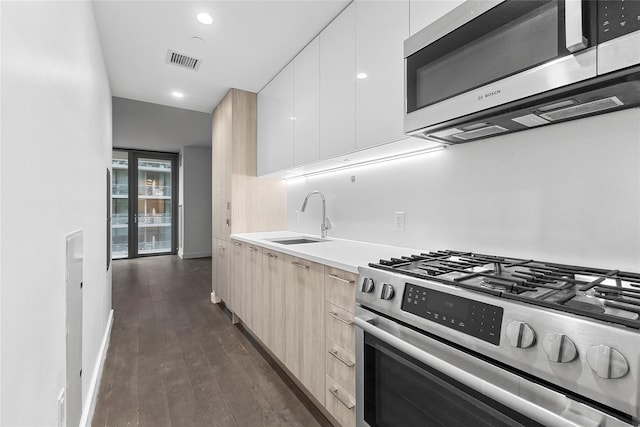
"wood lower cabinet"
325,375,356,427
230,241,246,321
284,255,326,405
213,238,230,303
324,268,357,427
325,267,357,314
230,240,263,333
231,242,357,426
262,249,286,361
245,244,262,335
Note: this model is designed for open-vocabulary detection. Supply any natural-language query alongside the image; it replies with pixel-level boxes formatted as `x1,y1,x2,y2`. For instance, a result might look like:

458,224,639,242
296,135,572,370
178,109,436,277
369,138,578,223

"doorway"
111,149,178,259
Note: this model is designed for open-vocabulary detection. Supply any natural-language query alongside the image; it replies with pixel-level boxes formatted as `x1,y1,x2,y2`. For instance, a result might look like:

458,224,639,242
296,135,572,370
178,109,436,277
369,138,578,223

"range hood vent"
417,70,640,145
452,125,508,141
539,96,623,121
166,50,201,71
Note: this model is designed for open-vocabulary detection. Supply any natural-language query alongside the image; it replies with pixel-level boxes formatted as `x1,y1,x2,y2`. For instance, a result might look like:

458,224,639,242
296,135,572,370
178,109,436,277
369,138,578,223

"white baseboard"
181,251,212,259
79,309,114,427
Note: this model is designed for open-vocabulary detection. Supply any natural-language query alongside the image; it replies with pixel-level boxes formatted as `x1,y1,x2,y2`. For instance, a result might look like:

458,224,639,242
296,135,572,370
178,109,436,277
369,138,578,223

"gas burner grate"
368,249,640,328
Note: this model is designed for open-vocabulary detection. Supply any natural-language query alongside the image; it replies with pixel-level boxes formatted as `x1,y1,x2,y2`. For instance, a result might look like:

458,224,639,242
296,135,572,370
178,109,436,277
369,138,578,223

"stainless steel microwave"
405,0,640,143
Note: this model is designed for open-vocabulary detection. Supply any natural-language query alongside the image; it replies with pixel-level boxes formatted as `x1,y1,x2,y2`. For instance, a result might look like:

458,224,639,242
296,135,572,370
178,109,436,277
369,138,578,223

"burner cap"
565,299,606,314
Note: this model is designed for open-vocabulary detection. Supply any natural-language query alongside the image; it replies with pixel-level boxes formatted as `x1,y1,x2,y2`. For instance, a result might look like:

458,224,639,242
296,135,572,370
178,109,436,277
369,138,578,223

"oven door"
404,0,598,136
355,308,628,427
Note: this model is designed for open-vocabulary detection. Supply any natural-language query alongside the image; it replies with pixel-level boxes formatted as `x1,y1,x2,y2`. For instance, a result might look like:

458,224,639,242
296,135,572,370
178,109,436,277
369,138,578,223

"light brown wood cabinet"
213,238,230,303
230,241,247,322
325,266,357,314
245,244,262,335
211,88,286,310
325,374,356,427
230,241,358,427
284,255,326,405
324,268,358,427
261,248,286,362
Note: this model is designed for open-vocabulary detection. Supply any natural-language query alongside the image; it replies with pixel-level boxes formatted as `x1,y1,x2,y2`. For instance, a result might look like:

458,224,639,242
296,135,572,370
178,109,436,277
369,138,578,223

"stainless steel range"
355,250,640,427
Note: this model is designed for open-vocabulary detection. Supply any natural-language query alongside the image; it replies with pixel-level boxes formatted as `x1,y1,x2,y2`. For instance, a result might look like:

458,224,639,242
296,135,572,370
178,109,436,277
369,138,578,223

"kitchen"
216,0,640,426
1,0,639,427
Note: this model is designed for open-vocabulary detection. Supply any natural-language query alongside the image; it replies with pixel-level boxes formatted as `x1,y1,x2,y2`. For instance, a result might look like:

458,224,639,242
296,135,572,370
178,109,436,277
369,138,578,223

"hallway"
92,256,328,427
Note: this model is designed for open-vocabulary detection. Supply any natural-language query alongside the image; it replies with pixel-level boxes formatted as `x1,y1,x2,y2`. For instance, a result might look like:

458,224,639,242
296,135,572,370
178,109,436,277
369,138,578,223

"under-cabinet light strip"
283,146,445,181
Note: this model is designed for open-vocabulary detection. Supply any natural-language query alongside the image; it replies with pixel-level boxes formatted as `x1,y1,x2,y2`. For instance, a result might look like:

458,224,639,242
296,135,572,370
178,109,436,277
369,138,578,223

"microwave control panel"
599,0,640,43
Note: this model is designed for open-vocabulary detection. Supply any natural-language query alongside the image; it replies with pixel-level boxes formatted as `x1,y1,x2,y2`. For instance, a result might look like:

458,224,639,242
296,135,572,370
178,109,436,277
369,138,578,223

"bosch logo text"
477,89,501,101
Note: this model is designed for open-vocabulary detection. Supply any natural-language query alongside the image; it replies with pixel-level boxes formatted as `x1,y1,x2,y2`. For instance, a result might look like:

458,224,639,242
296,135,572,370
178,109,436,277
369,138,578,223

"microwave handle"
355,316,593,427
565,0,587,52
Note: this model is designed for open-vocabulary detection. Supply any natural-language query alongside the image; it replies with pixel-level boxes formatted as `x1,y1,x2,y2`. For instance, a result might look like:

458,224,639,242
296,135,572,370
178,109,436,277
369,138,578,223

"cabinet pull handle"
266,253,278,259
233,242,241,247
328,348,355,367
292,262,309,269
329,311,354,325
248,246,258,252
328,273,355,284
329,386,355,410
218,246,225,250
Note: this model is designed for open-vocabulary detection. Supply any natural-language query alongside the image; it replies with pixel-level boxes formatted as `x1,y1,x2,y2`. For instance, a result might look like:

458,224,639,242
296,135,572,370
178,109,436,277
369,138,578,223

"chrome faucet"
300,191,332,238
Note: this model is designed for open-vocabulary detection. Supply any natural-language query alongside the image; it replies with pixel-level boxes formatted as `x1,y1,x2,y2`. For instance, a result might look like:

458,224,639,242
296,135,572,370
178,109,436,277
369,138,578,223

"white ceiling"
93,0,350,114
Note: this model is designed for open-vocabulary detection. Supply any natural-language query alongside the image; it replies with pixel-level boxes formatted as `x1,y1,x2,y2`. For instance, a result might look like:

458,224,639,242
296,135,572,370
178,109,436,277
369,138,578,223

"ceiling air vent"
166,49,202,71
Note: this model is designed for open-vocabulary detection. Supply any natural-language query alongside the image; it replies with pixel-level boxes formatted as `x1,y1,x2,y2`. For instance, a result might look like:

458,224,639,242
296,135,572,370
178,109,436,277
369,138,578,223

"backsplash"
286,108,640,272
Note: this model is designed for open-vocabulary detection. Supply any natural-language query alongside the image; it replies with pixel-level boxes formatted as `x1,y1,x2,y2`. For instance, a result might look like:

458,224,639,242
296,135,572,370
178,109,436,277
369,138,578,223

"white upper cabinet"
355,0,409,150
294,37,320,166
257,63,294,176
320,3,356,159
257,1,448,176
409,0,464,37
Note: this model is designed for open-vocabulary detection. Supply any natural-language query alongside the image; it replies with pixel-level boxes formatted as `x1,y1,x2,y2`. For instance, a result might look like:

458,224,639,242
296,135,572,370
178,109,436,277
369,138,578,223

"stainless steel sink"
269,237,326,245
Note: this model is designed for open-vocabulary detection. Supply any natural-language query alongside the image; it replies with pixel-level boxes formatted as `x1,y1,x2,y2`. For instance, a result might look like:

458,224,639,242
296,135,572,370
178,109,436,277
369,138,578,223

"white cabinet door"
294,37,320,166
409,0,464,36
355,0,409,150
257,63,294,175
320,3,356,159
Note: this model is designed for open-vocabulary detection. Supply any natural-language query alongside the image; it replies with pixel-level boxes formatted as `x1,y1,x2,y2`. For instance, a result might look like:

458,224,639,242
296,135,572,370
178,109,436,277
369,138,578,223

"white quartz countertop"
230,231,421,274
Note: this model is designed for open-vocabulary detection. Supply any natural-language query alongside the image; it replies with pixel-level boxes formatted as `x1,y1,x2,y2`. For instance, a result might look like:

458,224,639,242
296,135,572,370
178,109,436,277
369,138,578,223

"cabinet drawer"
326,302,355,352
326,339,355,395
325,374,356,427
325,267,357,313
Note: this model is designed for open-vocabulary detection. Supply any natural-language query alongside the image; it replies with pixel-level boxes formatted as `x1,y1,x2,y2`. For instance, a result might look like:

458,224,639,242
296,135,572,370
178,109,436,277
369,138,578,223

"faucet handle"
324,217,332,231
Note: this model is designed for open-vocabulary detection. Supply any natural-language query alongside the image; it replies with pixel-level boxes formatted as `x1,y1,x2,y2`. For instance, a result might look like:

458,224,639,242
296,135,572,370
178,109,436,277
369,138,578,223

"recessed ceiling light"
191,36,205,44
356,72,368,79
172,91,184,98
197,12,213,25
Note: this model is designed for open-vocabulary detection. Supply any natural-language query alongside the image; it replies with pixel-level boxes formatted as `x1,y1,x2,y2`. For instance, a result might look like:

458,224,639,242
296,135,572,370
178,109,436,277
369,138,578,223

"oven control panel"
402,283,503,345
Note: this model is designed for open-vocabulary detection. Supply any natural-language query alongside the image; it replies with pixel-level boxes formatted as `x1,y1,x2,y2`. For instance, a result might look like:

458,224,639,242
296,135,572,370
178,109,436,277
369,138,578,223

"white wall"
287,109,640,272
1,1,113,425
180,146,213,258
112,97,212,153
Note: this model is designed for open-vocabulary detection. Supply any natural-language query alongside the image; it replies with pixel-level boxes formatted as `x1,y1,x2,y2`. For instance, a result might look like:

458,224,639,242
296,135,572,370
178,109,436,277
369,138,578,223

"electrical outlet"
58,389,65,427
394,212,405,232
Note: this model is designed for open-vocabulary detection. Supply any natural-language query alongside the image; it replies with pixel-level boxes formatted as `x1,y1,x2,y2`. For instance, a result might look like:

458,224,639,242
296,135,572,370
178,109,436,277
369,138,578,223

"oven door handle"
355,316,590,427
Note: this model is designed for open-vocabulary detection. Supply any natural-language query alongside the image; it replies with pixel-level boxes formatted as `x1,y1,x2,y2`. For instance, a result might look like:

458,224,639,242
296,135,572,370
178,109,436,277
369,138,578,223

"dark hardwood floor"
92,255,330,427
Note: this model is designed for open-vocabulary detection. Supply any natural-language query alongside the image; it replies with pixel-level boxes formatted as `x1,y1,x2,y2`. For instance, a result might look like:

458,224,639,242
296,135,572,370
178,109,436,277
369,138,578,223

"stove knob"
361,278,375,293
505,321,536,348
542,333,577,363
586,345,629,379
380,283,395,300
